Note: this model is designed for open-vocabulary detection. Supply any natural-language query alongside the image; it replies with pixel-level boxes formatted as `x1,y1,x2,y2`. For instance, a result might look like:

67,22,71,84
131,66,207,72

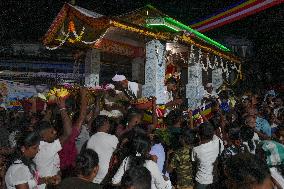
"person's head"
129,135,151,168
75,149,99,181
179,129,195,147
165,109,183,127
121,166,151,189
36,121,57,143
166,77,177,92
17,131,40,159
91,115,110,134
112,74,128,89
205,83,213,93
225,153,273,189
241,95,251,108
245,115,256,128
228,127,241,147
11,131,40,177
275,97,283,108
127,109,142,128
198,122,214,142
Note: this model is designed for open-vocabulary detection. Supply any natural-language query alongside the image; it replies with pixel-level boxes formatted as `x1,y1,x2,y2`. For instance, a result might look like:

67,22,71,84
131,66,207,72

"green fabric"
261,140,284,166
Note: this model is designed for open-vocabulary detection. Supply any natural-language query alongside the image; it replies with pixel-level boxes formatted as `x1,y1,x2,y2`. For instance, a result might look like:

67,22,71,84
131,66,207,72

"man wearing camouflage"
167,130,194,189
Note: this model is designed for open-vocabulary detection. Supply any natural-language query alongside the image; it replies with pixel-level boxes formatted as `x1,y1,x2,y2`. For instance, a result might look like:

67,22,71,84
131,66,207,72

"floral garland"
46,21,109,50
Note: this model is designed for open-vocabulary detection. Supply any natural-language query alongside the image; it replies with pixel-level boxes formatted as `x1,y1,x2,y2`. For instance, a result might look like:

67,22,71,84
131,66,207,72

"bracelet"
59,107,66,111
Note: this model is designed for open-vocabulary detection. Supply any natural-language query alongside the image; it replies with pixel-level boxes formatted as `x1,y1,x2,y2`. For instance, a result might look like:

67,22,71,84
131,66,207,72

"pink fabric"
59,127,80,169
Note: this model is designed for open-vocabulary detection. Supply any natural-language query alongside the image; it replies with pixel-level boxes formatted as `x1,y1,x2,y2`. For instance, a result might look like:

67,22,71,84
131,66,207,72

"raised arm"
188,110,193,129
57,97,72,145
74,88,88,129
150,97,158,132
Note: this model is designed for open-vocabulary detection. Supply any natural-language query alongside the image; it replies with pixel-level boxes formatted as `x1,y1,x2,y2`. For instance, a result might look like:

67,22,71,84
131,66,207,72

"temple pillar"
132,57,144,83
186,47,204,109
212,68,223,91
142,40,167,104
84,49,100,87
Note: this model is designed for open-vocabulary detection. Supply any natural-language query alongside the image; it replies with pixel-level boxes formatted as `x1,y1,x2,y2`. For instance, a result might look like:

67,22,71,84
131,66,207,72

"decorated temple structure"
43,3,241,108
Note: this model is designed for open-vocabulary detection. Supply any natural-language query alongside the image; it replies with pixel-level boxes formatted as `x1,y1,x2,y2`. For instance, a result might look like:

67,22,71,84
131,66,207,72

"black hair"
166,77,177,85
35,121,54,136
128,135,150,169
198,122,214,141
126,108,142,122
209,116,221,131
75,149,99,177
181,129,195,145
165,109,183,126
228,127,240,141
240,127,255,152
225,153,270,189
10,131,40,176
121,166,152,189
91,115,108,134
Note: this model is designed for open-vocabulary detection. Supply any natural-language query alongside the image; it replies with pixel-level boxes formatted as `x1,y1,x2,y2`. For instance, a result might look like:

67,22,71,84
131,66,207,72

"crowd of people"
0,75,284,189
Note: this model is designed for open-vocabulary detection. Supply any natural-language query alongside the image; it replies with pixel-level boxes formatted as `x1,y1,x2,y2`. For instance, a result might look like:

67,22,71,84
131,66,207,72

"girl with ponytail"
5,131,58,189
112,135,172,189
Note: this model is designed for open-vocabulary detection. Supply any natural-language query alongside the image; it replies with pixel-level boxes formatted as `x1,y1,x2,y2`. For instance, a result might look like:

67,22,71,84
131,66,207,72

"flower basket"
132,98,153,110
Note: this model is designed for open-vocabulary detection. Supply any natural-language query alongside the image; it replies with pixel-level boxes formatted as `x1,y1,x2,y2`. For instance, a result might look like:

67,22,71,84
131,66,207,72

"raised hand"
56,97,66,109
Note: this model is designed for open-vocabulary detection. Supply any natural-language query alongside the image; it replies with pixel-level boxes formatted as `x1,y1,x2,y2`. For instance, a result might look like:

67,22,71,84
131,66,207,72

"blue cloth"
256,117,271,137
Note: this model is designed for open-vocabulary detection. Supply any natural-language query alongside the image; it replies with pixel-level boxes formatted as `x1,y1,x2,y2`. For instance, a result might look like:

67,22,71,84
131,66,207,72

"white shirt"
270,167,284,188
253,132,260,143
33,139,62,189
128,81,139,98
5,160,37,189
149,143,165,174
112,157,172,189
192,139,224,185
164,90,173,104
243,141,257,154
87,132,118,184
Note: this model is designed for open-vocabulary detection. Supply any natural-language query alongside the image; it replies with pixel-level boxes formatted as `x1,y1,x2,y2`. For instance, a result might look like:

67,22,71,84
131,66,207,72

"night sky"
0,0,283,85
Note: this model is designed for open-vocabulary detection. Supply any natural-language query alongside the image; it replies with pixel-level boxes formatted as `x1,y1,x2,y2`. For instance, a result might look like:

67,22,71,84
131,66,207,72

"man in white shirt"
203,83,219,102
34,98,72,189
192,122,223,189
87,115,119,184
112,74,142,100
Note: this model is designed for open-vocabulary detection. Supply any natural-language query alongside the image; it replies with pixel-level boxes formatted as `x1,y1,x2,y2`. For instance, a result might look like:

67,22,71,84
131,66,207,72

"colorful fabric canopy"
190,0,284,32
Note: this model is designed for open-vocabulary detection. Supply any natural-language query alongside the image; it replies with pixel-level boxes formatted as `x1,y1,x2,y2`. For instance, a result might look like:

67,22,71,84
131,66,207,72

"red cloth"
59,127,80,169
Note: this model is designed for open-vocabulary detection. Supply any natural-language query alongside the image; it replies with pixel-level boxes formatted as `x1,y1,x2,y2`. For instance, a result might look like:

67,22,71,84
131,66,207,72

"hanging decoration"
188,45,195,64
46,21,109,50
192,51,242,86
